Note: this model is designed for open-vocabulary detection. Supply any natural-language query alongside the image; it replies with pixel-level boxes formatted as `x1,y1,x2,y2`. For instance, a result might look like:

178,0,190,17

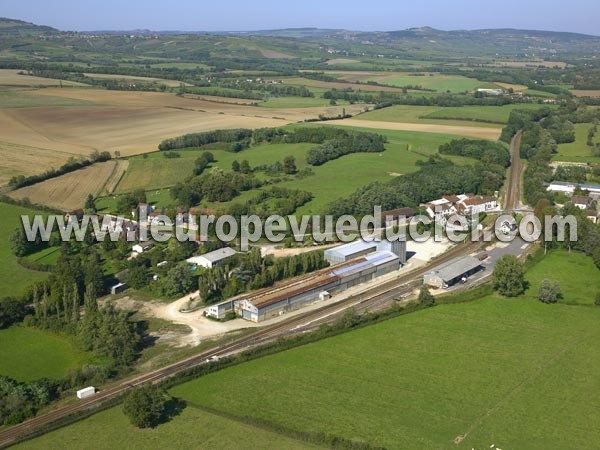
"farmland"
554,122,600,163
354,103,554,126
8,160,126,211
0,326,90,382
13,404,319,450
0,202,49,296
0,69,86,87
108,129,472,214
0,87,367,186
325,118,502,140
332,72,492,93
167,294,600,450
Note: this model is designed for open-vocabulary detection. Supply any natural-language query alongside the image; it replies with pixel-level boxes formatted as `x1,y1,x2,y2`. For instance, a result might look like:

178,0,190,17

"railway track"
0,236,484,448
504,131,522,213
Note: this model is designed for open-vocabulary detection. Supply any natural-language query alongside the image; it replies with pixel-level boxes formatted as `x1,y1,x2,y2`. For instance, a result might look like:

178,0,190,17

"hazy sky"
3,0,599,35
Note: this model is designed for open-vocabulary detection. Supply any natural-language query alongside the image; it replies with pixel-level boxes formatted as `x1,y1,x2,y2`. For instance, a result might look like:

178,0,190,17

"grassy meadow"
522,250,600,305
0,202,50,296
554,122,600,163
111,128,471,214
355,103,554,126
0,326,91,382
14,403,320,450
168,293,600,450
367,73,490,93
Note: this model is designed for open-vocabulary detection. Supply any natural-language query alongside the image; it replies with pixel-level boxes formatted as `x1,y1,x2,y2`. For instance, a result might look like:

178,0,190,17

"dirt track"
324,118,502,140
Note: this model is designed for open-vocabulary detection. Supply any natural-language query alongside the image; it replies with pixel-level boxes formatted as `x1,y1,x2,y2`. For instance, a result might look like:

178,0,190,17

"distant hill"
1,16,599,59
0,17,58,36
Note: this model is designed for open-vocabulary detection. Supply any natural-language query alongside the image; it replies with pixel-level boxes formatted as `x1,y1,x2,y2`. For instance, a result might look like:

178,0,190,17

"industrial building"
235,250,400,322
206,240,404,322
324,239,407,265
187,247,237,269
205,300,234,320
423,256,482,289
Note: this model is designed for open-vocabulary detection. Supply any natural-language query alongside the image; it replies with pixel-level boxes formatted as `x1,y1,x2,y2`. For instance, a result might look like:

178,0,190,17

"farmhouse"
186,247,237,269
422,194,498,222
423,256,482,289
234,250,401,322
456,196,498,216
132,241,154,253
324,239,407,265
571,195,591,210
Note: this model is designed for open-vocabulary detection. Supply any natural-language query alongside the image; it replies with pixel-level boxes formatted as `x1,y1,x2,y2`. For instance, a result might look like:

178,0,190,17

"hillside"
0,17,58,36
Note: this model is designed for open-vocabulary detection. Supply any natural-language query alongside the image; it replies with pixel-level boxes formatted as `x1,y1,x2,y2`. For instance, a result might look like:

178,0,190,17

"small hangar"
423,256,482,289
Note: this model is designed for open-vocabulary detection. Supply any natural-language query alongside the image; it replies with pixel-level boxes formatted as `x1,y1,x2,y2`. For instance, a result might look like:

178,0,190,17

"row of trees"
8,150,112,188
198,248,327,304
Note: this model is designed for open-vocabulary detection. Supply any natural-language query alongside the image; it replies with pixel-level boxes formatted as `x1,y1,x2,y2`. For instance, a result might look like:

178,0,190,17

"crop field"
522,250,600,305
0,326,91,382
554,122,600,163
0,69,86,87
0,202,49,296
279,76,406,92
82,73,192,87
14,404,319,450
326,118,502,140
571,90,600,97
0,142,75,186
0,91,98,109
169,295,600,450
257,96,335,108
0,88,367,185
8,161,121,211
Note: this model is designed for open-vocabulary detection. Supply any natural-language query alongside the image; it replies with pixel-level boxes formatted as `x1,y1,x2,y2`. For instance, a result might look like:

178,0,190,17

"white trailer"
76,386,96,399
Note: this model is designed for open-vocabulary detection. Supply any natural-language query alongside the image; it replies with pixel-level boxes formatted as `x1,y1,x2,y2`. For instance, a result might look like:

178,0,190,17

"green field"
14,404,319,450
258,96,338,108
168,293,600,450
422,103,556,124
0,202,50,296
369,74,490,93
355,103,553,126
0,326,91,382
0,91,97,109
523,250,600,305
554,122,600,163
113,129,470,214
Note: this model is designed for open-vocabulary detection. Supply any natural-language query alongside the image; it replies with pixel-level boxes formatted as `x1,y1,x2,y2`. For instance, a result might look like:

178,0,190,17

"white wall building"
187,247,237,269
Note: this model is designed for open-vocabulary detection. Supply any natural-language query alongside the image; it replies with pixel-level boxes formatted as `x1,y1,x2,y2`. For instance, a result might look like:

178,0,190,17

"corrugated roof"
325,239,378,257
187,247,236,264
427,256,481,282
242,251,398,310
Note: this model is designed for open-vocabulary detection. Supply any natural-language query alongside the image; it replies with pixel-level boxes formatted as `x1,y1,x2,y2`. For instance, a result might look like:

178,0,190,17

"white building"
132,241,154,253
186,247,237,269
547,181,600,196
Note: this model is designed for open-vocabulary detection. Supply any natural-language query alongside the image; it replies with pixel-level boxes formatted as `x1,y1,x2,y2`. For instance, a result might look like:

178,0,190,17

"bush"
123,384,169,428
492,255,525,297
